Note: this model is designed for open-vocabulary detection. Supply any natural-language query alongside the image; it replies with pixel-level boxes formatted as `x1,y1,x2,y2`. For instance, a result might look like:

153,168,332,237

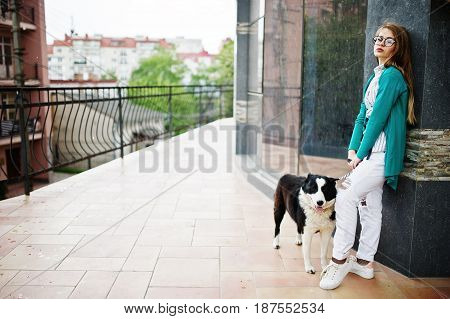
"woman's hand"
350,157,362,170
347,150,356,169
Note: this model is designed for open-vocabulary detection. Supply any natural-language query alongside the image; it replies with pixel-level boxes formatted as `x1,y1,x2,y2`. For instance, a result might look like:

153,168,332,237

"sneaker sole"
319,270,350,290
350,269,374,280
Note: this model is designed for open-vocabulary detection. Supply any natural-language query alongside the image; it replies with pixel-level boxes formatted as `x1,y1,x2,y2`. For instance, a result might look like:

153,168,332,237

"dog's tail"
273,177,286,211
273,178,287,239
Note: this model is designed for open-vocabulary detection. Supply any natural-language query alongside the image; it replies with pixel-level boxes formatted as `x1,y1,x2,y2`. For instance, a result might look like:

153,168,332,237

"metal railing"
0,84,233,196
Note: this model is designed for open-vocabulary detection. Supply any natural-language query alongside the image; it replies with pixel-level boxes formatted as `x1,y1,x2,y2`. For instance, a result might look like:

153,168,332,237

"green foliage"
127,42,234,135
129,46,188,86
191,40,234,117
100,69,117,81
127,46,197,132
53,166,85,174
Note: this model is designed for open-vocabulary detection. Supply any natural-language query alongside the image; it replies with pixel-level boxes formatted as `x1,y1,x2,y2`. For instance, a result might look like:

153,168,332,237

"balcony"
0,1,37,31
0,115,448,298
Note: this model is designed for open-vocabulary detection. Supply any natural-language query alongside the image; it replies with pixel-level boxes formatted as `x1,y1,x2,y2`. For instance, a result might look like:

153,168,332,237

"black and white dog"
272,173,338,274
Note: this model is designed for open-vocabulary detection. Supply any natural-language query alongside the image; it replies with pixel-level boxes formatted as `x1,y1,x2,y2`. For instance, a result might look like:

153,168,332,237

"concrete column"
235,0,251,154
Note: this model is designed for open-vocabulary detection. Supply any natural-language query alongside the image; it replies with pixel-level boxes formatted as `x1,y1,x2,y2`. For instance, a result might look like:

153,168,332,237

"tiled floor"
0,119,448,299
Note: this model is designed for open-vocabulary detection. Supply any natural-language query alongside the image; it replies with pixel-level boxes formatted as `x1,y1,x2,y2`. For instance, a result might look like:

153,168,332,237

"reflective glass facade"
237,0,368,179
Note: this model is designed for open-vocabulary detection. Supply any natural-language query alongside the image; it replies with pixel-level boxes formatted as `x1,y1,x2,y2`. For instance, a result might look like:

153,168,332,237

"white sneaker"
319,259,351,290
349,256,374,279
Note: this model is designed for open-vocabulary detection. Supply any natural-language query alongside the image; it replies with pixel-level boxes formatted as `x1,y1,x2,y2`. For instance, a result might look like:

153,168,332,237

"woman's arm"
348,102,367,151
356,69,408,160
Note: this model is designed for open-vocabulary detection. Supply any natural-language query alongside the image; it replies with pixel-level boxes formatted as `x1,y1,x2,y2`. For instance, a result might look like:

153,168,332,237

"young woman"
319,22,416,290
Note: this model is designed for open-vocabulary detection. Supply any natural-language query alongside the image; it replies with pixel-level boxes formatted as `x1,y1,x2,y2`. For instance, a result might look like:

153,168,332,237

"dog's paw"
294,234,302,246
272,236,280,249
305,265,316,274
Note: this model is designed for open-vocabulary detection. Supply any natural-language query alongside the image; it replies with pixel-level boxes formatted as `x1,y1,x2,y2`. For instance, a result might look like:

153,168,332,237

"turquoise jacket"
348,66,409,190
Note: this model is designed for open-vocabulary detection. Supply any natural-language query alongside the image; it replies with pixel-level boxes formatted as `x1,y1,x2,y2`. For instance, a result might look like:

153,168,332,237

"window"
119,51,127,64
1,93,17,120
0,36,13,79
0,37,12,65
74,55,87,64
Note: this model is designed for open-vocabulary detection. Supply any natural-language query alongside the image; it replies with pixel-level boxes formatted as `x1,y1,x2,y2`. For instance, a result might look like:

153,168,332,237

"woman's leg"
332,154,386,261
320,154,386,290
357,181,384,262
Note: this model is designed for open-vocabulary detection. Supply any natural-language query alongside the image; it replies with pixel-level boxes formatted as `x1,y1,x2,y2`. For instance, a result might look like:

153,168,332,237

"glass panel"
261,0,303,177
300,0,367,178
248,18,264,94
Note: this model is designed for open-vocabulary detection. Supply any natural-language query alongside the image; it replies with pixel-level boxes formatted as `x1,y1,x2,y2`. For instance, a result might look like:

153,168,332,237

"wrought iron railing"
0,84,233,196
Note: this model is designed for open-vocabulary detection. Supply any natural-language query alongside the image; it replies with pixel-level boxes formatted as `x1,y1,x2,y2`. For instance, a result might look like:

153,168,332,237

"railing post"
118,87,124,158
11,0,31,195
17,89,32,195
168,87,173,137
219,86,224,119
198,87,202,127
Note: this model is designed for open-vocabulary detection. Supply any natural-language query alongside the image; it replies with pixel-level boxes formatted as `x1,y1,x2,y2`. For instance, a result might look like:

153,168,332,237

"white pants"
332,152,386,262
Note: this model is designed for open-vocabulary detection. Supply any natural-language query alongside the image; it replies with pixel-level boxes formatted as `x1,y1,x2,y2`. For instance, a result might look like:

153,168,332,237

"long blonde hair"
375,22,416,125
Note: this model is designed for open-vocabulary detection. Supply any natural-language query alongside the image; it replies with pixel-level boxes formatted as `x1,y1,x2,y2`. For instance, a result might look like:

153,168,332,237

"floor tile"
150,258,219,288
0,225,15,237
28,270,85,286
0,244,73,270
0,270,18,288
70,235,137,258
9,218,72,235
70,271,118,298
0,234,29,257
256,287,331,299
400,287,447,299
192,236,247,247
108,272,152,299
195,220,246,237
136,227,193,246
1,285,74,299
146,287,220,299
57,257,125,271
122,246,160,271
220,272,256,298
160,247,219,259
254,271,320,288
220,247,285,272
22,235,83,245
7,270,42,285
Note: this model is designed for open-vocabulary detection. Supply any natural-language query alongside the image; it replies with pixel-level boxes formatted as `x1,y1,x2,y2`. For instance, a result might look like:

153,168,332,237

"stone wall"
403,129,450,181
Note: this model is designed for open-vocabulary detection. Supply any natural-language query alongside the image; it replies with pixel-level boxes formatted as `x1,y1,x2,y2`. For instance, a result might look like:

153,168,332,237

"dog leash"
336,162,367,206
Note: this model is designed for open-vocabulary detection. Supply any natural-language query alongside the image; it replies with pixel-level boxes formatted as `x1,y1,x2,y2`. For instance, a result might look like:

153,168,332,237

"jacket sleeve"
356,70,407,160
348,102,366,151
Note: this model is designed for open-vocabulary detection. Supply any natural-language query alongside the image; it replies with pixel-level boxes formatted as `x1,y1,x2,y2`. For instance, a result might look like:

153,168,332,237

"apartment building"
0,0,50,185
48,34,215,84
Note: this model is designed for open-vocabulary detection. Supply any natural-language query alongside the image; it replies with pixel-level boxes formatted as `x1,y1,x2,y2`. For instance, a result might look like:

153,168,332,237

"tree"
129,46,188,86
128,46,196,134
100,69,117,81
191,39,234,116
191,39,234,86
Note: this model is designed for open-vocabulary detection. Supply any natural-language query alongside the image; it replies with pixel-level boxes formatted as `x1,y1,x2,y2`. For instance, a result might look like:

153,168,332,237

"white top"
363,64,386,153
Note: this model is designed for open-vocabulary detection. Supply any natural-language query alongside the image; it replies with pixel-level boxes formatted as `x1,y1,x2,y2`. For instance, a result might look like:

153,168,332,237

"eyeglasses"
373,36,396,47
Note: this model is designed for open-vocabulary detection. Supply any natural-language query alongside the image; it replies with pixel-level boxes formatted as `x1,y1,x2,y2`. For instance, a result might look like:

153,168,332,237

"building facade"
48,35,215,84
235,0,449,277
0,0,50,186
